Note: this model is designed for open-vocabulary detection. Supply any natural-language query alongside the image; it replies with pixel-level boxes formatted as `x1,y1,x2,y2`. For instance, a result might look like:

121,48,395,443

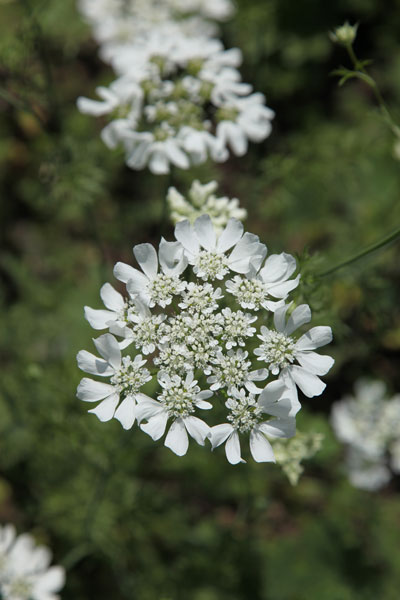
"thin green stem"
345,43,400,136
318,225,400,277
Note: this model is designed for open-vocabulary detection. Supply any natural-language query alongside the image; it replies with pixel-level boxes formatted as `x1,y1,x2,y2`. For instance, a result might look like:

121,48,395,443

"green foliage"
1,0,400,599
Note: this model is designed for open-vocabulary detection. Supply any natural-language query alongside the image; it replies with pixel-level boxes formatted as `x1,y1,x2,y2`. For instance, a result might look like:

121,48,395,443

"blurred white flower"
0,524,65,600
331,379,400,490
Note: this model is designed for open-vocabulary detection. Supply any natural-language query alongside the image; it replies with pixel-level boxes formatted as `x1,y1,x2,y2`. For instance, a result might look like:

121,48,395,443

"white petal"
84,307,116,330
93,333,121,370
126,270,150,296
267,275,300,299
88,394,119,421
140,412,169,440
165,139,190,169
290,365,326,398
114,395,136,429
76,350,114,376
34,566,65,594
195,400,213,410
273,304,290,333
183,416,210,446
133,243,158,279
159,238,187,276
113,261,140,284
174,219,200,257
296,351,335,376
149,149,169,174
258,418,296,439
260,253,296,283
165,419,189,456
194,214,216,251
284,304,311,335
225,431,244,464
100,283,124,311
216,218,244,253
296,326,333,351
135,398,164,422
250,429,276,462
77,378,114,402
209,423,234,448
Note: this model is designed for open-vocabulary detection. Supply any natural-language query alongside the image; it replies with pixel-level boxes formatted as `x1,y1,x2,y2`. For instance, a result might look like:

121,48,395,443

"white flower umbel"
78,197,333,468
136,372,212,455
331,379,400,490
167,179,247,234
77,333,151,428
0,524,65,600
209,382,297,464
77,32,274,173
255,304,334,398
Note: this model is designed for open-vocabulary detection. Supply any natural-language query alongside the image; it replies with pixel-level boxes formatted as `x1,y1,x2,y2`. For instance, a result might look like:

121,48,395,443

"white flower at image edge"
255,304,334,398
0,524,65,600
174,214,265,280
135,372,213,456
209,381,297,464
77,333,151,429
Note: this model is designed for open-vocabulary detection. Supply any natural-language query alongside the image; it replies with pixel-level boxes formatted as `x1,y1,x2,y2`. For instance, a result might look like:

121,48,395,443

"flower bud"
329,21,358,47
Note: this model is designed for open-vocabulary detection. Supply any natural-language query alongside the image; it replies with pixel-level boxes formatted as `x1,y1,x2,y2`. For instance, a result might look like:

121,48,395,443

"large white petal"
249,429,276,462
84,307,116,330
258,418,296,439
290,365,326,398
216,218,244,253
76,350,114,376
100,283,124,311
140,411,168,440
93,333,121,370
113,261,141,284
34,566,65,595
183,416,210,446
114,395,136,430
174,219,200,257
296,351,334,376
194,214,216,251
267,275,300,299
273,304,290,333
165,139,190,169
149,149,169,174
135,398,164,422
284,304,311,336
296,326,333,351
209,423,233,449
77,378,114,402
126,270,150,296
159,238,187,276
225,431,244,464
260,253,296,283
88,394,119,421
165,418,189,456
133,243,158,280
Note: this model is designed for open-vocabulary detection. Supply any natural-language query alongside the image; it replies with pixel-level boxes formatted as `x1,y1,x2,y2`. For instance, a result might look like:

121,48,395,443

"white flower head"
0,524,65,600
255,304,334,398
209,381,297,464
136,372,212,456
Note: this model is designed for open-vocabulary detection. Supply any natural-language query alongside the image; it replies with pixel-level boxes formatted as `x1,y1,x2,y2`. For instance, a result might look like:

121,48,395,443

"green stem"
0,87,44,126
318,225,400,277
345,44,400,136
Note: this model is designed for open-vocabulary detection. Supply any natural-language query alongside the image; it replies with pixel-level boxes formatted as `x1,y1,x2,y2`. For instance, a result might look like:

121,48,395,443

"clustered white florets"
331,379,400,491
77,0,274,173
0,524,65,600
77,204,334,465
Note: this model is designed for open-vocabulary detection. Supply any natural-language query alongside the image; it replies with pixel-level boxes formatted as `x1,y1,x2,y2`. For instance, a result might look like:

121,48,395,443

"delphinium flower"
77,32,274,174
0,524,65,600
167,179,247,234
77,185,334,466
77,0,235,63
331,379,400,490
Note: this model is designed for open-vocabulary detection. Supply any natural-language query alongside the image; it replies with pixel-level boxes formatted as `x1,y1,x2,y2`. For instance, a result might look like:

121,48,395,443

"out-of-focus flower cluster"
331,379,400,490
77,0,274,173
0,524,65,600
167,179,247,234
77,184,334,466
271,431,324,485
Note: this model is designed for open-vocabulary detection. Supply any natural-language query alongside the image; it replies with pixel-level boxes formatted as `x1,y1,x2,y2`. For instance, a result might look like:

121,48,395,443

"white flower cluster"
77,205,334,465
77,0,274,173
0,524,65,600
167,179,247,234
331,379,400,491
